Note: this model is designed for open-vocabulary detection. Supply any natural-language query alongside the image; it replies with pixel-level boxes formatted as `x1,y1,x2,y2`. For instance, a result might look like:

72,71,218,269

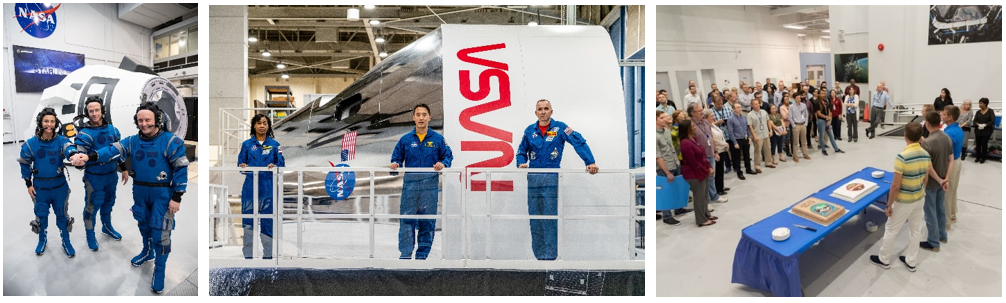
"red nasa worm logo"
457,43,514,191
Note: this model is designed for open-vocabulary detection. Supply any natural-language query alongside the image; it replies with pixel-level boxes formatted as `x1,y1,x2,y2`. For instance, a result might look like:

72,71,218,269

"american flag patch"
341,131,357,161
564,126,573,135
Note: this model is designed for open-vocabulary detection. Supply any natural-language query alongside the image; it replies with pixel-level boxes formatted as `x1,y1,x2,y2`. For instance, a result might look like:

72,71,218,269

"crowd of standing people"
657,79,997,227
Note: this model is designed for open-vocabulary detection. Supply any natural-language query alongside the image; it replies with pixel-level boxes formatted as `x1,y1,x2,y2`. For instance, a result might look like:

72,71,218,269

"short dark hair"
979,97,990,106
658,89,668,94
925,111,941,128
905,122,923,142
945,105,960,121
413,103,431,115
679,119,694,138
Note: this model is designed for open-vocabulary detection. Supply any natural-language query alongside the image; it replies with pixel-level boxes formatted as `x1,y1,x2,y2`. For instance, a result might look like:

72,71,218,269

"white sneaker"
716,197,729,203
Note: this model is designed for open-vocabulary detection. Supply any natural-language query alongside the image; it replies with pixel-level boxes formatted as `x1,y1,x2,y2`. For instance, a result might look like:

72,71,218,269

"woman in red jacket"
679,119,717,227
830,89,844,141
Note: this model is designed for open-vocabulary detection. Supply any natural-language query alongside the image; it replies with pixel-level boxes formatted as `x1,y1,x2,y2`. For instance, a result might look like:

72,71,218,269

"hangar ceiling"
246,5,619,78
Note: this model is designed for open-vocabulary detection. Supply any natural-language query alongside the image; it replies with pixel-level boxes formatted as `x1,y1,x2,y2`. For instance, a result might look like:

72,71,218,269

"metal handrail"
208,166,643,267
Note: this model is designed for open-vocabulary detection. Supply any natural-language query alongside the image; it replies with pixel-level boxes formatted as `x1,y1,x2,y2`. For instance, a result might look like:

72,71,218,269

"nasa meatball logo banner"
13,3,60,39
440,25,628,190
12,45,85,93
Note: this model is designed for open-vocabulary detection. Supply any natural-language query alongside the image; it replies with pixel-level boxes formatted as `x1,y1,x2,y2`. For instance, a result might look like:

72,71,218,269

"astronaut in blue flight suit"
238,113,285,259
75,103,188,294
389,104,453,260
19,108,81,257
75,96,128,251
516,99,598,260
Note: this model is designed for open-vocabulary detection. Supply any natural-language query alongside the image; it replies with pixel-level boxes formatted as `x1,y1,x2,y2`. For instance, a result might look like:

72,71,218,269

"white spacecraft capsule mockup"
26,58,188,140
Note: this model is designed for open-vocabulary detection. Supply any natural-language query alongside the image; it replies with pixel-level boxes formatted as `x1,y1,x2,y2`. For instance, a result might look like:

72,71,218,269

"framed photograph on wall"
833,53,868,84
929,5,1002,45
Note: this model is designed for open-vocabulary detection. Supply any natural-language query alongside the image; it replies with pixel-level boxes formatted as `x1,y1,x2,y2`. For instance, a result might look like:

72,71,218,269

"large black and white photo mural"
929,5,1002,45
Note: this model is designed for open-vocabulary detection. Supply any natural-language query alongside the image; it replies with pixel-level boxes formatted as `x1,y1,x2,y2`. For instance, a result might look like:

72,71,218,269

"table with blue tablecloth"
731,167,895,297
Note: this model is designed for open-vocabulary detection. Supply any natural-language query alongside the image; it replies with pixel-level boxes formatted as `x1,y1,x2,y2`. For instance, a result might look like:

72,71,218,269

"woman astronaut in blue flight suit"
19,108,81,257
237,114,285,259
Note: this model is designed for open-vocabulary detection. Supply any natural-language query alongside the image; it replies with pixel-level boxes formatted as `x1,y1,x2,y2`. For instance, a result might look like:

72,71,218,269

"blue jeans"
660,167,682,219
924,187,948,247
816,118,839,151
706,156,719,201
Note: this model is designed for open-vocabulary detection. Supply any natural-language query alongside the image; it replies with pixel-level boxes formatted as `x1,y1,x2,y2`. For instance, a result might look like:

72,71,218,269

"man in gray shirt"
656,110,688,225
789,94,811,161
727,103,755,179
739,85,754,113
919,111,953,252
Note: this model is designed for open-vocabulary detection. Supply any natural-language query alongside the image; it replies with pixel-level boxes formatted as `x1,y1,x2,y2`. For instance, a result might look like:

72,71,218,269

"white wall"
830,5,1002,106
656,5,802,104
248,77,358,109
3,3,152,142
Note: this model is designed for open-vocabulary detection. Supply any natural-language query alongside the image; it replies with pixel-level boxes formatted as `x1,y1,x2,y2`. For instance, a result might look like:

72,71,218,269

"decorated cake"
830,178,879,203
791,197,847,226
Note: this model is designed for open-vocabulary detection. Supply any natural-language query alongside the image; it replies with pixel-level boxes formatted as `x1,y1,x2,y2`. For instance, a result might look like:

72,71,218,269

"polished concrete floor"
3,143,199,295
656,125,1002,297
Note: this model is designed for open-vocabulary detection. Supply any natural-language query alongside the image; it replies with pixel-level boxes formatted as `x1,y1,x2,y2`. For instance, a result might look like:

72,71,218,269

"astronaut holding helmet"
19,107,82,258
72,102,188,294
74,96,129,251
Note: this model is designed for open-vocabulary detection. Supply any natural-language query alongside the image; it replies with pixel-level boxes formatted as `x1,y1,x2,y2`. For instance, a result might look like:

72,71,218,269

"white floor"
656,125,1003,297
3,143,199,295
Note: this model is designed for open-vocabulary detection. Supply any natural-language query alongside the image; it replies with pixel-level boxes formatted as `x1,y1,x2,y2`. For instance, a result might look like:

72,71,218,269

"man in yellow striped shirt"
870,122,931,272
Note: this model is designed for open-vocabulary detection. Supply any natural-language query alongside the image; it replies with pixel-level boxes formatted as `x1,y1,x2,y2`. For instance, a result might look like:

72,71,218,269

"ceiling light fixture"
369,19,380,25
347,8,360,21
276,63,286,69
379,51,388,58
528,21,538,26
783,24,807,30
248,36,258,43
375,37,385,43
364,5,375,9
262,50,271,57
281,73,289,79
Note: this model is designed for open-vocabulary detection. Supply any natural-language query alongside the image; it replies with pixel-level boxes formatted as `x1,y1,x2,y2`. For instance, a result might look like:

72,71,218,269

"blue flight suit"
18,135,79,257
92,130,188,293
390,128,453,259
515,119,595,260
76,123,124,250
238,136,285,259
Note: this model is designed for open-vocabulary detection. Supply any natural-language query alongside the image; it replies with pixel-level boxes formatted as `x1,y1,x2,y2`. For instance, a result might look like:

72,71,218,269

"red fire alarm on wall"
878,43,885,51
